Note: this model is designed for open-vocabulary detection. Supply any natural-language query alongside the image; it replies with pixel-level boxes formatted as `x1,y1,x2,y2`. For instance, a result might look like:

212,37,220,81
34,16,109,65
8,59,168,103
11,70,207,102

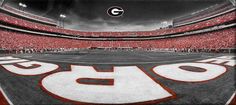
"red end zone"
0,87,11,105
0,92,8,105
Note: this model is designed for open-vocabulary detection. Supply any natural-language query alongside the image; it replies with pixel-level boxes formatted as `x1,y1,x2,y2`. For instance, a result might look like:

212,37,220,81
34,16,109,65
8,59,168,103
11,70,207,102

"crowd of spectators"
0,4,235,53
0,28,235,53
0,10,235,37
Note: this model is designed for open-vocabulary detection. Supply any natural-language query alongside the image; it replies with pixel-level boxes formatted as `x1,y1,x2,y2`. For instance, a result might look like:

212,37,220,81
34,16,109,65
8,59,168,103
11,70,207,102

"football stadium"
0,0,235,104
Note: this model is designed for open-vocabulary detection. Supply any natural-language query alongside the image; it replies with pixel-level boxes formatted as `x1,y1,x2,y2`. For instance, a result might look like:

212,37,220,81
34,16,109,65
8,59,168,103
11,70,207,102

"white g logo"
107,6,124,17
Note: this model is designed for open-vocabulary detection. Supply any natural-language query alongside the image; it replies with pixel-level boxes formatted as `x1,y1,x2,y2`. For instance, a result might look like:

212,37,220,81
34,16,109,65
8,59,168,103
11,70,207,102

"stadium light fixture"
60,14,66,18
22,4,27,8
19,2,27,11
59,14,66,28
19,2,23,6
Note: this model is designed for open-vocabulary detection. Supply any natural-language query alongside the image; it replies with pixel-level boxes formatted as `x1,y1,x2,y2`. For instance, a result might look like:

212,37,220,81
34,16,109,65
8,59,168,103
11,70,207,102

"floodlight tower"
19,2,27,11
161,21,168,28
59,14,66,28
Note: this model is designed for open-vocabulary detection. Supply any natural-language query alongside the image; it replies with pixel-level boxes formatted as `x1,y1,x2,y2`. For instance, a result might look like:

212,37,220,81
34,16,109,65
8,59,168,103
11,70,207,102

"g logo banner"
107,6,124,17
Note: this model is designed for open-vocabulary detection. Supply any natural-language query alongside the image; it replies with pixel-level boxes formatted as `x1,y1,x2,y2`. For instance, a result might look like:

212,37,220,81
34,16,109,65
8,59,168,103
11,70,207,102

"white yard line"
13,55,217,65
226,91,236,105
0,86,13,105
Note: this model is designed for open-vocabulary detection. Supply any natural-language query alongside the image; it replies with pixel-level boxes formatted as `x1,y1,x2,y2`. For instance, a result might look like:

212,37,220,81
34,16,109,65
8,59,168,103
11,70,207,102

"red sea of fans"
0,11,235,37
0,28,235,53
0,4,235,53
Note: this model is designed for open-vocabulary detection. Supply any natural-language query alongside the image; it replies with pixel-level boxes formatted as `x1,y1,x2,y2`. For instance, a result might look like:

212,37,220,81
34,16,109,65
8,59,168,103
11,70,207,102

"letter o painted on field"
153,63,226,82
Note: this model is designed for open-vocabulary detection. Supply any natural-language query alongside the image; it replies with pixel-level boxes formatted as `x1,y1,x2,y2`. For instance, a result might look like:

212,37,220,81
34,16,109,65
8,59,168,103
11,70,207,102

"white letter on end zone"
153,63,226,82
41,66,174,104
2,61,59,75
197,56,235,67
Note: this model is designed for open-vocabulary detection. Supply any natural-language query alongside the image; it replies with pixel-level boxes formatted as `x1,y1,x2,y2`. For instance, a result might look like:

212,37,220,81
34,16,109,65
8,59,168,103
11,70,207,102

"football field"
0,50,235,104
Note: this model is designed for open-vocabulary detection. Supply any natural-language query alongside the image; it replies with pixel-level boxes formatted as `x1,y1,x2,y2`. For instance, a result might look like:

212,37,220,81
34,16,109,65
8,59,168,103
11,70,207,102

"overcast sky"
7,0,227,31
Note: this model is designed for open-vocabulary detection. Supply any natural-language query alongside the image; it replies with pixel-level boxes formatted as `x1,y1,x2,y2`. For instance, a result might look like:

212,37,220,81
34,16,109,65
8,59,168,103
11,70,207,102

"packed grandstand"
0,0,235,53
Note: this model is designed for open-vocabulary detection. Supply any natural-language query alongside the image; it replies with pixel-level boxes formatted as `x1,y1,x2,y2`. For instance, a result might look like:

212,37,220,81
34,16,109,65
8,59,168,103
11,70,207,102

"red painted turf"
0,91,9,105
